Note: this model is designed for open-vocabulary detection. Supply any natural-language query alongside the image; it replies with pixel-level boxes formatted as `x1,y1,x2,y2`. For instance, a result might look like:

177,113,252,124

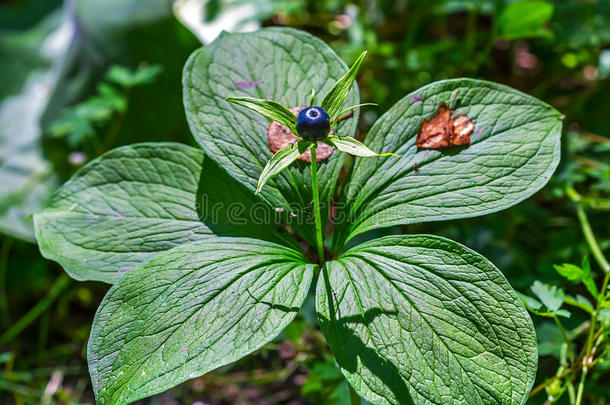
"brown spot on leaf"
416,102,474,149
267,105,334,162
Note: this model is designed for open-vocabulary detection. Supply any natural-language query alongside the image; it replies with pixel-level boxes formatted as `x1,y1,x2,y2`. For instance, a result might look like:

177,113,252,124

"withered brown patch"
416,102,474,149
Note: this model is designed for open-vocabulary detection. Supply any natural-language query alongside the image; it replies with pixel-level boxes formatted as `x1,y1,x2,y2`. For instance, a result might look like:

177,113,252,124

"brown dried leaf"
416,102,474,149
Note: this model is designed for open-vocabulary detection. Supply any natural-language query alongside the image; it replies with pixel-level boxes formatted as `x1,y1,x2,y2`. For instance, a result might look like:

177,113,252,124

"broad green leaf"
257,142,309,194
88,237,314,405
34,143,292,283
497,0,554,40
317,235,537,405
321,51,367,119
531,281,564,312
333,79,562,250
183,27,359,244
227,96,297,134
326,136,397,158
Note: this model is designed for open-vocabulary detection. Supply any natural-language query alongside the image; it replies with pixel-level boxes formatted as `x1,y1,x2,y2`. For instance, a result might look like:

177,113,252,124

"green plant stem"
310,146,325,264
566,187,610,274
575,366,587,405
565,186,610,405
0,274,70,345
553,315,574,364
568,380,576,405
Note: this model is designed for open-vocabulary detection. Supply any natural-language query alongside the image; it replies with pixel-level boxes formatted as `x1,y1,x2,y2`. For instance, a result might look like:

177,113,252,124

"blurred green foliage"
1,0,609,403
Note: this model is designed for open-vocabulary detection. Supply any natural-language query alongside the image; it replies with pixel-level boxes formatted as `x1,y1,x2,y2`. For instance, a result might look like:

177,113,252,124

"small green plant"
50,64,162,151
521,186,610,405
34,28,564,404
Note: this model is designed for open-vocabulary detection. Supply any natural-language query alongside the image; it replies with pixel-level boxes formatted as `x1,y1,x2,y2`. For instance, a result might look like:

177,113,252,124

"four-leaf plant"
34,28,563,405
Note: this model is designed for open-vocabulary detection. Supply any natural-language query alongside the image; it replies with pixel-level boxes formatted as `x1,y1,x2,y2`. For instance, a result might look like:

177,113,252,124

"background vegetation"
1,0,609,403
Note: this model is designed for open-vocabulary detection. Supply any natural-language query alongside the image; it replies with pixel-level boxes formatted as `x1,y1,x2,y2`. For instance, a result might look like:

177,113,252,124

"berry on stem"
296,107,330,141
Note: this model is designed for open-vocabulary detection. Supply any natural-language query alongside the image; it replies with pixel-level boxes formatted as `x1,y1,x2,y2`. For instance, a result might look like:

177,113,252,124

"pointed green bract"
257,142,310,194
326,136,398,158
309,88,316,106
321,51,367,119
317,235,537,405
88,237,314,405
227,96,297,134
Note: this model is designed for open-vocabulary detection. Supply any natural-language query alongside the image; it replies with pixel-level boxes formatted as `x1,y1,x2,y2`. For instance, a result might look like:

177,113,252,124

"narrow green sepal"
309,88,316,107
256,141,311,194
321,51,367,118
326,135,398,158
227,97,297,134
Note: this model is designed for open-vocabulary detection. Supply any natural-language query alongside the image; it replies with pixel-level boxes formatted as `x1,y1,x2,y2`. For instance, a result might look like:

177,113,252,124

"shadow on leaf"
318,267,415,405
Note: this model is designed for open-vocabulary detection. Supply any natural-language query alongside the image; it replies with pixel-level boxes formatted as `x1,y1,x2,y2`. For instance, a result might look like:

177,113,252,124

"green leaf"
326,136,397,158
497,0,554,40
302,355,351,405
321,51,366,119
33,143,212,283
554,263,584,281
317,235,537,405
88,237,313,405
257,142,309,194
34,143,292,283
554,259,598,299
333,79,563,250
226,96,297,134
517,292,543,312
581,257,599,299
183,28,359,245
531,281,564,312
106,64,163,88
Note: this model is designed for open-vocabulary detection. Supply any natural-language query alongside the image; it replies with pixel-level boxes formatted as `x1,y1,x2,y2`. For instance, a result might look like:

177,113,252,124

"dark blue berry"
296,107,330,141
